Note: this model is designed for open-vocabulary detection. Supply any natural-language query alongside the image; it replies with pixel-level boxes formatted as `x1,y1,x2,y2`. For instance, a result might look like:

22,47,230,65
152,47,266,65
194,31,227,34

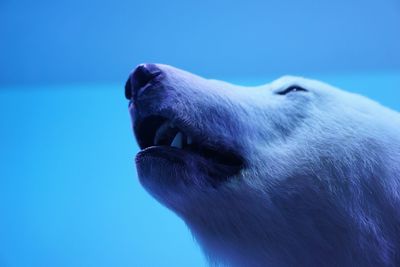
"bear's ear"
277,85,308,95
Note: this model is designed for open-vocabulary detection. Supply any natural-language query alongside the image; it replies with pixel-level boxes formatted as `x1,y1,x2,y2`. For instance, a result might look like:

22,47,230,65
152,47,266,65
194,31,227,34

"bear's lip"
134,115,244,183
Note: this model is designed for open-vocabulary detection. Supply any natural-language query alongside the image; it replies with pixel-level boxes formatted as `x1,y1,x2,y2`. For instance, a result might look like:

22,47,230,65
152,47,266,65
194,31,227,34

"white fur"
134,65,400,267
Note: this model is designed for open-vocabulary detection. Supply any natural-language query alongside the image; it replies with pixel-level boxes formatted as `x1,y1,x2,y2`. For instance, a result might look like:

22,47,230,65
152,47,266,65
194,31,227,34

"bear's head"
125,64,400,267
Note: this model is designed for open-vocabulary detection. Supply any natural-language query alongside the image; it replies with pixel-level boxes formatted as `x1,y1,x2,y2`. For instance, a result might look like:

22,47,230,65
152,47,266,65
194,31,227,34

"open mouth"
134,115,244,182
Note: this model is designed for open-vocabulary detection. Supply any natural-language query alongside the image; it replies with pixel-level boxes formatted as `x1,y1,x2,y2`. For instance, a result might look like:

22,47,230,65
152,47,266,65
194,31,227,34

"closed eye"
277,85,308,95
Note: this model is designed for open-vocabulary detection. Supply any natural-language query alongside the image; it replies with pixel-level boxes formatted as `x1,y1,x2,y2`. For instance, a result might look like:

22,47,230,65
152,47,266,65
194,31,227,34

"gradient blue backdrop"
1,1,399,266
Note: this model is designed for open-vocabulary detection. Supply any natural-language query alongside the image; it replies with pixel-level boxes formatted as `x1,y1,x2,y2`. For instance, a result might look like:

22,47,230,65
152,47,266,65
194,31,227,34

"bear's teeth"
171,132,183,148
154,121,176,145
154,121,169,144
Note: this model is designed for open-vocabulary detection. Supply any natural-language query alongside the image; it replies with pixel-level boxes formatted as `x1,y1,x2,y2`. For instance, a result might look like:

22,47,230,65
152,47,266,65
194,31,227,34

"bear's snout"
125,63,162,100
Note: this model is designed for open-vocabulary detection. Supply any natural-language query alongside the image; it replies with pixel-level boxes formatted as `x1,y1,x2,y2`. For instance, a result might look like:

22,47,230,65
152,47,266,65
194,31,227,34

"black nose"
125,63,162,100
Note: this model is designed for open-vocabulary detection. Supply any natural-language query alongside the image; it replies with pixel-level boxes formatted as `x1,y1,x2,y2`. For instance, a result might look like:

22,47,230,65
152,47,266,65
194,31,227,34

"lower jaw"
136,146,187,164
135,146,243,188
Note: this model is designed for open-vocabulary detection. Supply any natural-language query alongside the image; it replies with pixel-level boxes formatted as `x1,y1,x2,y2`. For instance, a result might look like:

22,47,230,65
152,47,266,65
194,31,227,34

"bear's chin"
135,145,243,211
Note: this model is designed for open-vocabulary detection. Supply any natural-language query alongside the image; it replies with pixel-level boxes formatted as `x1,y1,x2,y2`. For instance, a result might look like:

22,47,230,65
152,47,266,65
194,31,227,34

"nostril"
133,64,159,90
125,78,132,100
124,63,162,100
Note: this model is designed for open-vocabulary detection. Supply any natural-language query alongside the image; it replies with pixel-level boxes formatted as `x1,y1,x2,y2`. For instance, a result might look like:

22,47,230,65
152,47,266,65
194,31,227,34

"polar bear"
125,63,400,267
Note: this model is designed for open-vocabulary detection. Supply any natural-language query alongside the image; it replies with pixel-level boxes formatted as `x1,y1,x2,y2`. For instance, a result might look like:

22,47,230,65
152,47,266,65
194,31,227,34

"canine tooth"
154,121,170,145
187,136,193,145
171,132,183,148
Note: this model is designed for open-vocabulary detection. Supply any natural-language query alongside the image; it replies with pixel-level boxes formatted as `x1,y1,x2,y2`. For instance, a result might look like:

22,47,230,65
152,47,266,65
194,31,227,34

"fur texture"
128,64,400,267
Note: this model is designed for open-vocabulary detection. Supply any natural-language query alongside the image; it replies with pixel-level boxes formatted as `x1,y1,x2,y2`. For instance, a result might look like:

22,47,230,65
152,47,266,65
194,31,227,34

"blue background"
1,0,400,85
1,1,399,266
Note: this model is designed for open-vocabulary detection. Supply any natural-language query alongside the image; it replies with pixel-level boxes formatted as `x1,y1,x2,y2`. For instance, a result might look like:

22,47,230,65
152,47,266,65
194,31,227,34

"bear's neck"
181,174,398,267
